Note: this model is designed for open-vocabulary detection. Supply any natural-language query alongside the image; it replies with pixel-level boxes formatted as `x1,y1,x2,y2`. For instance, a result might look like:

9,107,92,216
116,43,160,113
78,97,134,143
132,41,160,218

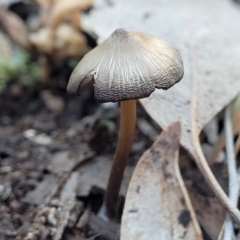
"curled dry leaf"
121,122,202,240
29,24,88,58
48,0,94,28
30,0,92,61
35,0,93,29
29,27,54,54
84,0,240,224
54,23,88,57
0,6,30,49
35,0,53,29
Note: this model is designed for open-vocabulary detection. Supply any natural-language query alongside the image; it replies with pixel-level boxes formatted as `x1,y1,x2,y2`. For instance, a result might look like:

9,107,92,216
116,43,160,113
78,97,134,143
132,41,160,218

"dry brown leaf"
0,6,30,49
29,27,54,53
121,122,202,240
30,0,91,61
34,0,53,29
54,23,88,57
29,24,88,59
35,0,91,29
84,0,240,224
47,148,94,175
48,0,94,28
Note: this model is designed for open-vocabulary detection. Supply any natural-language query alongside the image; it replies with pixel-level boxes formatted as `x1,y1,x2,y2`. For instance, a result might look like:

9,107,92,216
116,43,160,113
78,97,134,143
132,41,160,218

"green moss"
0,49,40,93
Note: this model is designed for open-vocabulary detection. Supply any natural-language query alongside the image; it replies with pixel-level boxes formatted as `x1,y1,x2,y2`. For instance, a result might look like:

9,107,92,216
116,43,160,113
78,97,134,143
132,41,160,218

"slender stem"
106,99,136,219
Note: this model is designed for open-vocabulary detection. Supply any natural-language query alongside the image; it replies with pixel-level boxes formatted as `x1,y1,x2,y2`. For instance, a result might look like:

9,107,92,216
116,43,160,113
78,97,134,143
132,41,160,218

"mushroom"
67,28,184,219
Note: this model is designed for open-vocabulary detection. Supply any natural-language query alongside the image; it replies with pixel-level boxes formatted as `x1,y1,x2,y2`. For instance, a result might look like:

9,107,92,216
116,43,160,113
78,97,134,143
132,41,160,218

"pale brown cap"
67,28,184,103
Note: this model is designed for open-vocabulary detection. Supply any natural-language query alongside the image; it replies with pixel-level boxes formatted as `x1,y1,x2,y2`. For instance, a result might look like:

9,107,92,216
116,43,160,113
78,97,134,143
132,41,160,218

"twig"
54,172,79,240
223,105,239,240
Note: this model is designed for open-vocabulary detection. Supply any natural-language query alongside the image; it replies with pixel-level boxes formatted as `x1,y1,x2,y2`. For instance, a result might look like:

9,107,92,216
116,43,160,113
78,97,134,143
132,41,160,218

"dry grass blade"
121,122,202,240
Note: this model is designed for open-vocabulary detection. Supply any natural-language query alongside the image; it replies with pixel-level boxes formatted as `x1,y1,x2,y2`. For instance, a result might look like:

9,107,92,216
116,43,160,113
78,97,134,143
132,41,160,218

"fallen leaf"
54,23,89,57
82,0,240,224
47,148,94,175
121,122,202,240
76,156,134,197
0,6,30,49
22,174,59,205
29,24,88,58
48,0,94,28
29,27,54,54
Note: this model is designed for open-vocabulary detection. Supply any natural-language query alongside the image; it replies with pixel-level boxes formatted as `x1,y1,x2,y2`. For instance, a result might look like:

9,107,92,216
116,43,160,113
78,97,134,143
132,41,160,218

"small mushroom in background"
67,28,184,220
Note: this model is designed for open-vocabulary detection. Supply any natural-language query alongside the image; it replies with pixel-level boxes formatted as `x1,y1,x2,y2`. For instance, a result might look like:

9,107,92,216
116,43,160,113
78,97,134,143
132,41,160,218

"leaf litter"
121,122,202,240
83,0,240,228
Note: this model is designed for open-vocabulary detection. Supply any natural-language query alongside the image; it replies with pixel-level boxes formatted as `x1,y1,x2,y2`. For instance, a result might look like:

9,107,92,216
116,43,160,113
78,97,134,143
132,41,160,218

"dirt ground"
0,68,161,239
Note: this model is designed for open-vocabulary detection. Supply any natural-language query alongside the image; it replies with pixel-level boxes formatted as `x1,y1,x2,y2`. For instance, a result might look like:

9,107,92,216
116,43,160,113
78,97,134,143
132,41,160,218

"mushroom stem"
106,99,136,219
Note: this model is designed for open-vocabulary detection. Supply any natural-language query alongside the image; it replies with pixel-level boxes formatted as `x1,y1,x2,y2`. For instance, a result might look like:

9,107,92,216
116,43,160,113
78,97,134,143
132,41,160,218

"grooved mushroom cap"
67,28,184,103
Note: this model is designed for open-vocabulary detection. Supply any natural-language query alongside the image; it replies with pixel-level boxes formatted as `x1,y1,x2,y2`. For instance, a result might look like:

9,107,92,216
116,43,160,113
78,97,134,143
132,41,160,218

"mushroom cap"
67,28,184,103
